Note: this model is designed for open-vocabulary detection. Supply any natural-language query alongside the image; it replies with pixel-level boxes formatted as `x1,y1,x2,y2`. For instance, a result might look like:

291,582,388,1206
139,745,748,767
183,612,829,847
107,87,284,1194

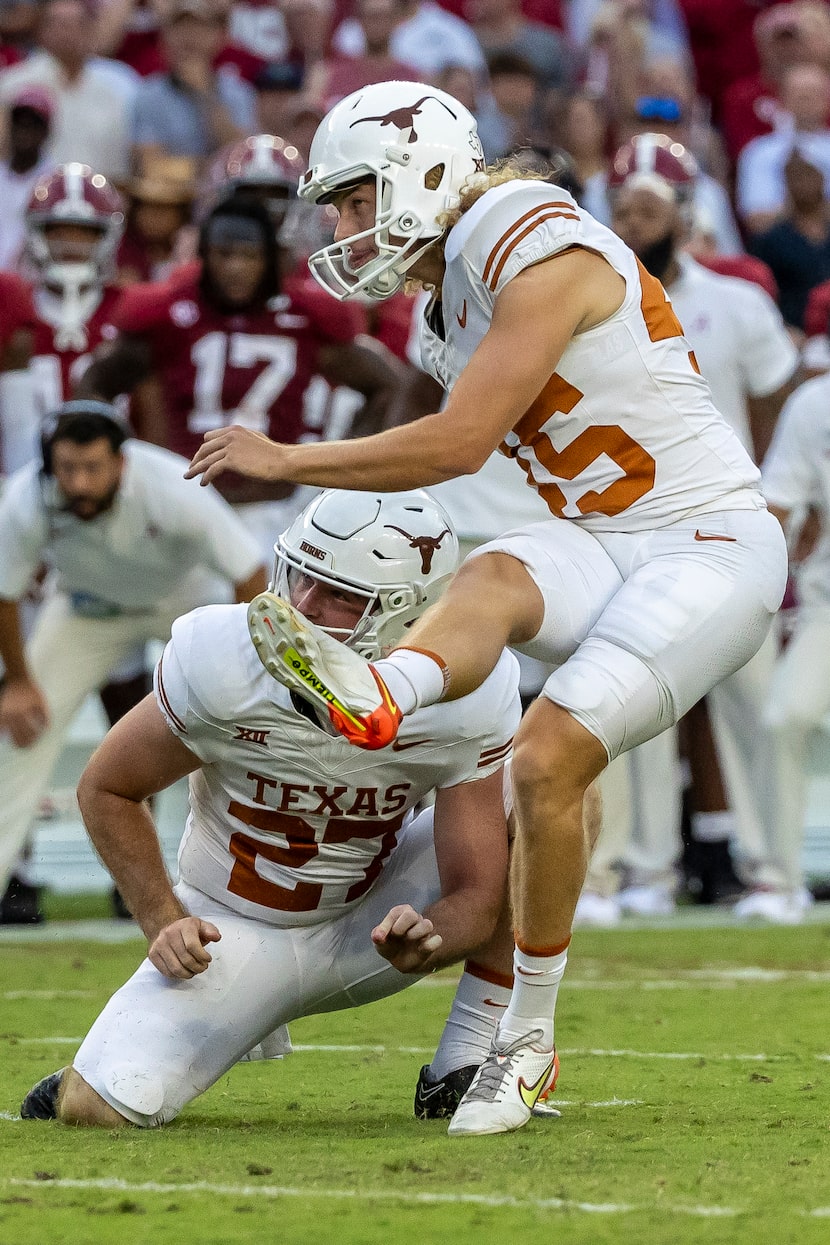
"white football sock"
499,945,569,1050
428,963,513,1080
691,810,736,842
375,648,449,715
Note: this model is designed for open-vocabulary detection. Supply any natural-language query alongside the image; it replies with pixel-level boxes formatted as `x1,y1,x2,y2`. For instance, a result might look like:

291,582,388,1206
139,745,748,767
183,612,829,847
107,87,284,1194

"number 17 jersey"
420,179,763,533
111,264,367,462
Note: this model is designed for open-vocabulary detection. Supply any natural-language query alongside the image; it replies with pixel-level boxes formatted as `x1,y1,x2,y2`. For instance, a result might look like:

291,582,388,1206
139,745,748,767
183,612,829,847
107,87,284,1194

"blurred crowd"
3,0,830,926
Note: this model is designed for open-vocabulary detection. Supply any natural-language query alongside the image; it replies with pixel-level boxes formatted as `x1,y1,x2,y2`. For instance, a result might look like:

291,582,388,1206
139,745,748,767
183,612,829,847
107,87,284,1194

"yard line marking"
418,967,830,989
12,1038,810,1061
2,991,95,1000
3,1176,743,1218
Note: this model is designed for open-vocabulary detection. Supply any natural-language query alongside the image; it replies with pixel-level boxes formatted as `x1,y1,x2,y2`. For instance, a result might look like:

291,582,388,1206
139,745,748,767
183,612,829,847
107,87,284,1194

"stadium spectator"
0,85,54,269
748,148,830,333
118,154,198,284
304,0,418,113
132,0,257,164
0,0,38,73
18,488,523,1129
0,0,133,179
736,63,830,236
0,399,267,895
465,0,570,93
251,59,305,138
721,2,830,165
331,0,487,79
547,87,613,224
483,52,540,159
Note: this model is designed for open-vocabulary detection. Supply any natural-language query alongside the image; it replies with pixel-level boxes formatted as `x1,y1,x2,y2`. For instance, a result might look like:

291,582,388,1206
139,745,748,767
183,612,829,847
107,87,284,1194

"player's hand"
0,677,50,747
371,904,443,974
184,426,286,486
148,916,222,980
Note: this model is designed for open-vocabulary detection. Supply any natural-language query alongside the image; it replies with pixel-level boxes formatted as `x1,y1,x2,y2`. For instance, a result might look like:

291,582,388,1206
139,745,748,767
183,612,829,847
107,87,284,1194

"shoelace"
463,1029,547,1104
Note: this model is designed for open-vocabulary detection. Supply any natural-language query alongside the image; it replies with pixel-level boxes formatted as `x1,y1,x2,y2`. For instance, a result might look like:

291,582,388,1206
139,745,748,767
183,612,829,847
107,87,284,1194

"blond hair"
407,160,545,294
438,159,547,232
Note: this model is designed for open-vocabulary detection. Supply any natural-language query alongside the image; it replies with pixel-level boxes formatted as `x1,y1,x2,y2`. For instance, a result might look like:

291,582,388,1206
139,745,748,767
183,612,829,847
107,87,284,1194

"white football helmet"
272,489,459,659
298,80,485,301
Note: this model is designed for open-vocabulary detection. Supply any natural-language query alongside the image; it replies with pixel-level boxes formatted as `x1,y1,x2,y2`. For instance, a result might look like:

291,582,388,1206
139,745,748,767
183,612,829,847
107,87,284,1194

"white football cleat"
732,888,811,925
617,883,676,917
247,592,403,748
447,1028,559,1137
573,890,621,927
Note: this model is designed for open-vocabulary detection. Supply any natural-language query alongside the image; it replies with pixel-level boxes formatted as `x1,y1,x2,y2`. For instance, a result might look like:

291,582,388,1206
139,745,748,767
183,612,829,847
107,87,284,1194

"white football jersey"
419,180,764,533
762,372,830,609
667,255,798,455
154,603,521,925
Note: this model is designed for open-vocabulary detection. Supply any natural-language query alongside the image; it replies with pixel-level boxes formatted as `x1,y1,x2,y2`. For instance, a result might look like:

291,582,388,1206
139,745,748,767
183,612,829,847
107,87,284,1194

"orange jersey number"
503,374,656,518
226,802,404,912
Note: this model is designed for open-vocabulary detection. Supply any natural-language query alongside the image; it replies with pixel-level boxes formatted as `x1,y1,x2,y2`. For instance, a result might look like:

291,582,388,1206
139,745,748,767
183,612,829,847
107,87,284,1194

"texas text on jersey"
155,603,519,925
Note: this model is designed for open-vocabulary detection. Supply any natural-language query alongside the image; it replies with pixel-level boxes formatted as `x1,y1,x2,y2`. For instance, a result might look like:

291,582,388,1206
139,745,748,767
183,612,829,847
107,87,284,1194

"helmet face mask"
298,82,485,301
26,162,124,292
272,489,459,659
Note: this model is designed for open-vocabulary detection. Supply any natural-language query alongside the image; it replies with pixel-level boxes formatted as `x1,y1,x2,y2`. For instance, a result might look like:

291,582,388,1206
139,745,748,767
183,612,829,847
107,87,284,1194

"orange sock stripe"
515,935,571,957
394,646,451,694
465,960,514,990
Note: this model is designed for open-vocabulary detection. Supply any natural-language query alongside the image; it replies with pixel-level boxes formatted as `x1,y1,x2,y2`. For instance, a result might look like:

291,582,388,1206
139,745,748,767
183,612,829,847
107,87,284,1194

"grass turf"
1,917,829,1245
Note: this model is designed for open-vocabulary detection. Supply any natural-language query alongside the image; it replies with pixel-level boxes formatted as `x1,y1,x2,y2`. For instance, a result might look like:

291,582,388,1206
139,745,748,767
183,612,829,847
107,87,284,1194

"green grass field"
1,911,829,1245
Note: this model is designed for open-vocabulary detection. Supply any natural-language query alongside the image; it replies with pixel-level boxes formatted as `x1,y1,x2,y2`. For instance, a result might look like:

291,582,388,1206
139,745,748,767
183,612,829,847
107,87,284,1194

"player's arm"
0,596,49,747
748,368,803,465
186,248,623,489
75,333,154,403
76,695,217,978
315,337,411,437
371,767,509,974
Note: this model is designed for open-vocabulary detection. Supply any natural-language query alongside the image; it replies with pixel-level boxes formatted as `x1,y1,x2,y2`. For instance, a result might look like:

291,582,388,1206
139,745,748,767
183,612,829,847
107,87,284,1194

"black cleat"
0,876,44,925
20,1068,67,1120
414,1064,478,1120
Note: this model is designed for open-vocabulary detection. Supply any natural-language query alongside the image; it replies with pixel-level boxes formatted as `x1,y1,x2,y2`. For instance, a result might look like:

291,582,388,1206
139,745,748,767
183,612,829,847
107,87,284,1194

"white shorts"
72,808,440,1127
474,509,787,760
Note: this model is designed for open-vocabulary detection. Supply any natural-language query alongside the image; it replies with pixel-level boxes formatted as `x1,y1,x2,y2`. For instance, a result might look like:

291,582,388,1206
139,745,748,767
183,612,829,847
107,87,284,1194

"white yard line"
2,991,95,1000
3,1176,742,1218
14,1037,823,1062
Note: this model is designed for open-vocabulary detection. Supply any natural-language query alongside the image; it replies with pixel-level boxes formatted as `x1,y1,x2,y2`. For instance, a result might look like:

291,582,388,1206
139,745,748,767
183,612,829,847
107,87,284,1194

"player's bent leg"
397,552,546,702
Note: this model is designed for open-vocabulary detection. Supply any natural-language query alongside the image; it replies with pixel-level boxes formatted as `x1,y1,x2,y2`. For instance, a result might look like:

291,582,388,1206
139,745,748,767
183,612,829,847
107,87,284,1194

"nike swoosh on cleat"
518,1056,557,1110
694,530,736,542
415,1082,445,1101
391,738,435,751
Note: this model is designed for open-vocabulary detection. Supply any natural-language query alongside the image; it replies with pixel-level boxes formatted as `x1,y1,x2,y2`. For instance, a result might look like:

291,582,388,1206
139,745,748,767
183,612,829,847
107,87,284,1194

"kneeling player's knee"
58,1068,130,1128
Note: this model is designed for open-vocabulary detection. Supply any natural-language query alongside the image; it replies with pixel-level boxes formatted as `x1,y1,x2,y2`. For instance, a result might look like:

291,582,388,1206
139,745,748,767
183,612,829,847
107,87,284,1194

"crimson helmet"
202,134,305,226
222,133,305,195
607,133,698,206
26,161,124,285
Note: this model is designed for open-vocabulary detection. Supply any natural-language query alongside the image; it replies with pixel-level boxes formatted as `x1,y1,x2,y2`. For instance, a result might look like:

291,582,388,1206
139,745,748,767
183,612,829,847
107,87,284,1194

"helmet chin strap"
39,264,102,352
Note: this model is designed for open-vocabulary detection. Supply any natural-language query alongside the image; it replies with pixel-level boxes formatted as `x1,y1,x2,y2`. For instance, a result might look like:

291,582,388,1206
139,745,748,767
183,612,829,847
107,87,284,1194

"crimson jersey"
111,265,367,461
30,285,121,415
0,271,38,356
